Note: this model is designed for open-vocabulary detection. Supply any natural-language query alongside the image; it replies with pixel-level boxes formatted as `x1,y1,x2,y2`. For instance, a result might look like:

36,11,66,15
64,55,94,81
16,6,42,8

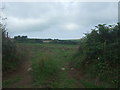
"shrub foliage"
74,23,120,87
1,23,19,72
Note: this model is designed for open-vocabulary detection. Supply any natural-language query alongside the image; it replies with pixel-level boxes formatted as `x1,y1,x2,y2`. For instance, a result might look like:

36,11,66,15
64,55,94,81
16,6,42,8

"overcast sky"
4,2,118,39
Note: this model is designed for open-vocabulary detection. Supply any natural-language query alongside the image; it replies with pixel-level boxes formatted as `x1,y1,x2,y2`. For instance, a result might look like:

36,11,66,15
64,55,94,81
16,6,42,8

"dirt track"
3,44,84,88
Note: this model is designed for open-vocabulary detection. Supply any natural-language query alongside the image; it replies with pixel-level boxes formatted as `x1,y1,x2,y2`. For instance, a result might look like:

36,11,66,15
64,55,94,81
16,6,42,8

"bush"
1,23,20,72
73,23,120,87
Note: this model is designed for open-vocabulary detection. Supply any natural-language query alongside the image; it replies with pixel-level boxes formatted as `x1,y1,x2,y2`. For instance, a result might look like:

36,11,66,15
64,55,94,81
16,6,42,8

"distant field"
17,43,80,52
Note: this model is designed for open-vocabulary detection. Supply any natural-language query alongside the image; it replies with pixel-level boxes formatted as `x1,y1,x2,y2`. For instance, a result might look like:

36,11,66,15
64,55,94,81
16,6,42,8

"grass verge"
3,76,22,88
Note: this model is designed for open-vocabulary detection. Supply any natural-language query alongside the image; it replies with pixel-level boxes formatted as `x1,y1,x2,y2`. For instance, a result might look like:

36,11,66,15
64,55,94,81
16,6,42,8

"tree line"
14,36,79,45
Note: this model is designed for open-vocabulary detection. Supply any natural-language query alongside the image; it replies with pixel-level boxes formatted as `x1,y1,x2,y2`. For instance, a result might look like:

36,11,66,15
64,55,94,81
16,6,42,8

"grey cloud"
5,2,118,39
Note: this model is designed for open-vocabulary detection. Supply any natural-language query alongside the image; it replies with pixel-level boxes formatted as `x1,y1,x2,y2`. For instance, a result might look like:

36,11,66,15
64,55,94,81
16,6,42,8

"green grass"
29,43,78,87
51,71,77,88
3,76,22,88
3,43,116,88
80,80,104,88
19,43,115,88
32,52,61,86
18,42,79,48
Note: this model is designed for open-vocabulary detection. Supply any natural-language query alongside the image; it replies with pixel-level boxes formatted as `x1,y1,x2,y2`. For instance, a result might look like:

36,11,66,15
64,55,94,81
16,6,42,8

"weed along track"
3,46,34,88
3,43,83,88
31,43,82,88
3,43,114,88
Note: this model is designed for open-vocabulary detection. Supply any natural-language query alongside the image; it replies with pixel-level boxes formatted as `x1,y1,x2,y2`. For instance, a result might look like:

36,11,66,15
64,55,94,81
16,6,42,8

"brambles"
1,23,21,73
73,23,120,87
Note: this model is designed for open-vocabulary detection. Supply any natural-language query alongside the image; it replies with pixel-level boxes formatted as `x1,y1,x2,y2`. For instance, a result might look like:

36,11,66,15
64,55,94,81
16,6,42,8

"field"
1,2,119,88
3,43,115,88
